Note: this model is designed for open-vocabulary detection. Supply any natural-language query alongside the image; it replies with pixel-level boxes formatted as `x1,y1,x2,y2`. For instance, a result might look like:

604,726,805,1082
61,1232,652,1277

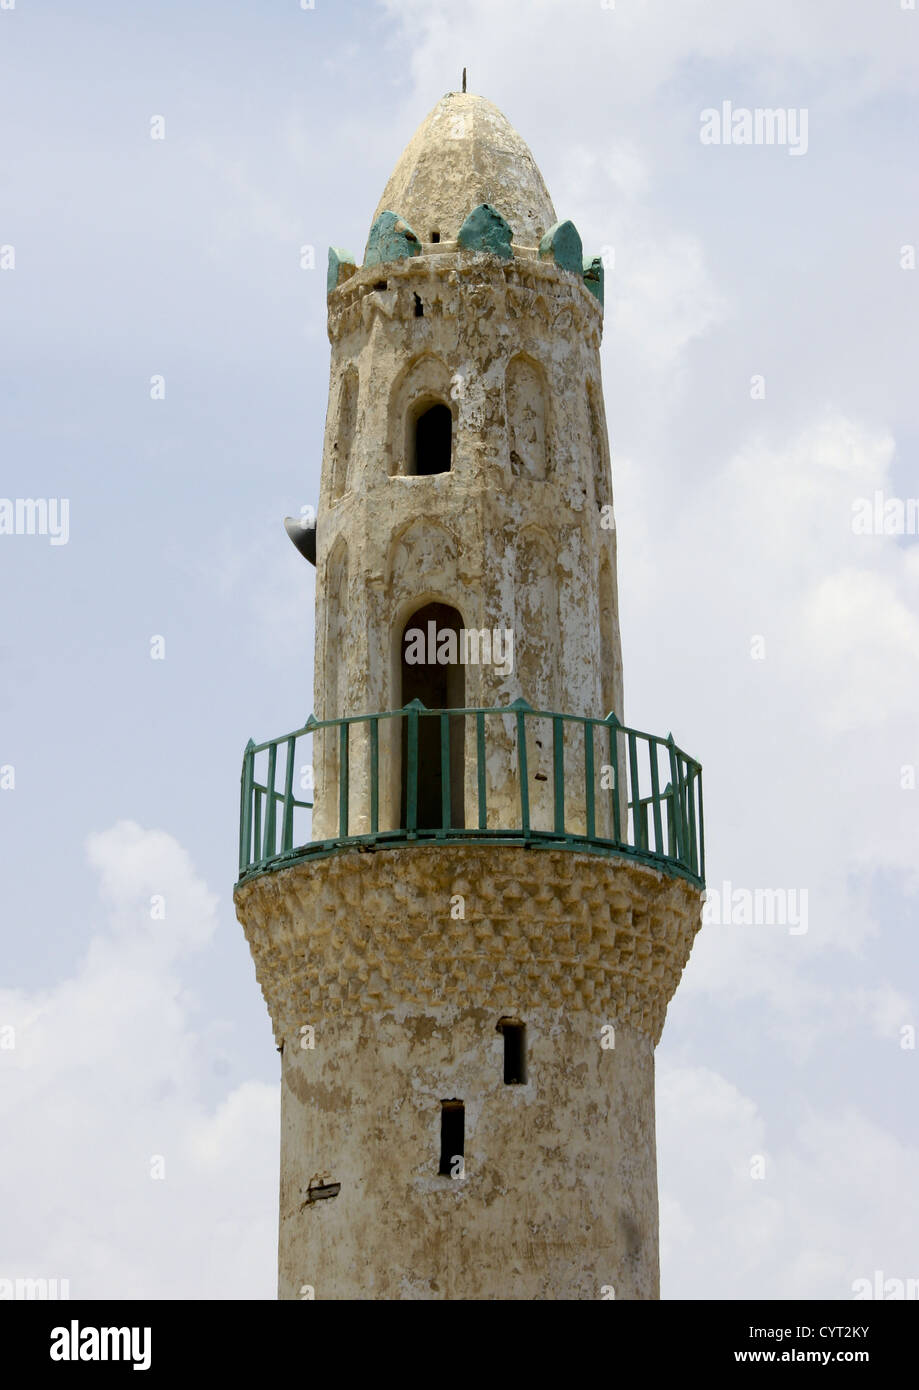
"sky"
1,0,917,1300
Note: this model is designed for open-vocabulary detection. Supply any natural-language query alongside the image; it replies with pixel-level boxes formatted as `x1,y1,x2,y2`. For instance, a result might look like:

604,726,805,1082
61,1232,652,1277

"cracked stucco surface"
235,846,702,1300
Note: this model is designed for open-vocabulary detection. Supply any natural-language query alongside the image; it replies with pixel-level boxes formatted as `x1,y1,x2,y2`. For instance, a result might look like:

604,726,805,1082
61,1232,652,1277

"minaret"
235,91,704,1301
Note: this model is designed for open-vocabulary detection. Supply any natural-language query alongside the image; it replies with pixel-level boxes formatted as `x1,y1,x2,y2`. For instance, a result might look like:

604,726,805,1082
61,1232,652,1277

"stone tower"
235,92,705,1301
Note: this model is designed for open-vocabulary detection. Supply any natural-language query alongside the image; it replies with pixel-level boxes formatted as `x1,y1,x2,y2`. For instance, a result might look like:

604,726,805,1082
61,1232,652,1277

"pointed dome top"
368,93,557,253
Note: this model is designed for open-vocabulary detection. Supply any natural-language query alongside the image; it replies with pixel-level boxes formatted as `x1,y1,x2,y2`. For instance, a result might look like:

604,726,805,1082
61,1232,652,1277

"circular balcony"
237,700,704,889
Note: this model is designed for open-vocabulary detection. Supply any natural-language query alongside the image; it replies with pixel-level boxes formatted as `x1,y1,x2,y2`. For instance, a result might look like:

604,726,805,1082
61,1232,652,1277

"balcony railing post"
281,736,296,852
370,716,379,836
648,737,664,856
686,761,699,876
476,710,487,829
605,713,622,845
552,715,565,835
439,710,450,835
696,770,705,882
584,720,596,842
239,740,255,874
405,702,420,835
666,734,684,864
339,721,349,838
663,782,675,854
513,701,531,837
684,767,697,872
263,742,278,861
627,728,642,851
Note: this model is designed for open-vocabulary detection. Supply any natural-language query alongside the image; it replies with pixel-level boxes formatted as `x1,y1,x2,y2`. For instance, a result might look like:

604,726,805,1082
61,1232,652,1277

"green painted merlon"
327,247,357,295
582,255,605,306
365,211,422,268
538,220,583,275
457,203,513,260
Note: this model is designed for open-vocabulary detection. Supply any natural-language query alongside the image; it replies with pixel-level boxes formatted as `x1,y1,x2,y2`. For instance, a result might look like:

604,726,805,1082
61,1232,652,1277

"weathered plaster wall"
235,846,702,1300
312,252,620,839
277,1009,658,1301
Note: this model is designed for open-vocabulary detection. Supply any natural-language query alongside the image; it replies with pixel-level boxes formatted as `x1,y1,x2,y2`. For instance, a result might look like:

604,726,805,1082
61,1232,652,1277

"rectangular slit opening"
439,1099,464,1176
498,1019,526,1084
305,1180,340,1204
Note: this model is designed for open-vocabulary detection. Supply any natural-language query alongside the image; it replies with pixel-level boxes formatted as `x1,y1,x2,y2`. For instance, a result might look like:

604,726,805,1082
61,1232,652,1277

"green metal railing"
237,700,704,887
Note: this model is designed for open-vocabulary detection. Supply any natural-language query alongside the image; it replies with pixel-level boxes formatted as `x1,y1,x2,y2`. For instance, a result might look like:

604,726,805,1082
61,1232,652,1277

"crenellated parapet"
326,251,604,347
337,203,606,319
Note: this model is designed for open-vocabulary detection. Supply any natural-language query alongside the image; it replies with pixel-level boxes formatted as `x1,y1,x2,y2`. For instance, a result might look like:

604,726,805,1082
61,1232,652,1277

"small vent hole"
304,1179,341,1205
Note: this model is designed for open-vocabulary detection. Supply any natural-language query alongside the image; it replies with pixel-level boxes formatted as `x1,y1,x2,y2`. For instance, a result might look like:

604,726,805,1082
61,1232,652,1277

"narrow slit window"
414,293,424,317
498,1019,526,1084
439,1100,464,1176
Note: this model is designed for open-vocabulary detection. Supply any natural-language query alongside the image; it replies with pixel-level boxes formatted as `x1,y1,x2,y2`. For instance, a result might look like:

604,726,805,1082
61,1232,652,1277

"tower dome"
367,91,557,252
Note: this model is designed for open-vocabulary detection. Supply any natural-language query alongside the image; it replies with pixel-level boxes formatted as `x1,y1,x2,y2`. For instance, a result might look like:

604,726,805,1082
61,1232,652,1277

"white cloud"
378,0,917,114
799,569,919,735
0,824,277,1299
659,1064,919,1299
624,412,919,957
611,232,727,372
87,821,218,957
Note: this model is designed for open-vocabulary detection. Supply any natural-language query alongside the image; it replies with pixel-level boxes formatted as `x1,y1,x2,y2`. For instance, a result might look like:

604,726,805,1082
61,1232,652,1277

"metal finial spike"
462,67,467,93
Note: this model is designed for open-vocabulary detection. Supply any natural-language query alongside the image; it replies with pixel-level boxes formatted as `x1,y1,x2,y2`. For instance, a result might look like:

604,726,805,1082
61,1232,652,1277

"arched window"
587,380,610,510
598,553,616,718
389,354,454,476
516,528,557,711
410,402,452,475
315,539,349,840
506,354,548,480
330,368,359,500
399,602,465,829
